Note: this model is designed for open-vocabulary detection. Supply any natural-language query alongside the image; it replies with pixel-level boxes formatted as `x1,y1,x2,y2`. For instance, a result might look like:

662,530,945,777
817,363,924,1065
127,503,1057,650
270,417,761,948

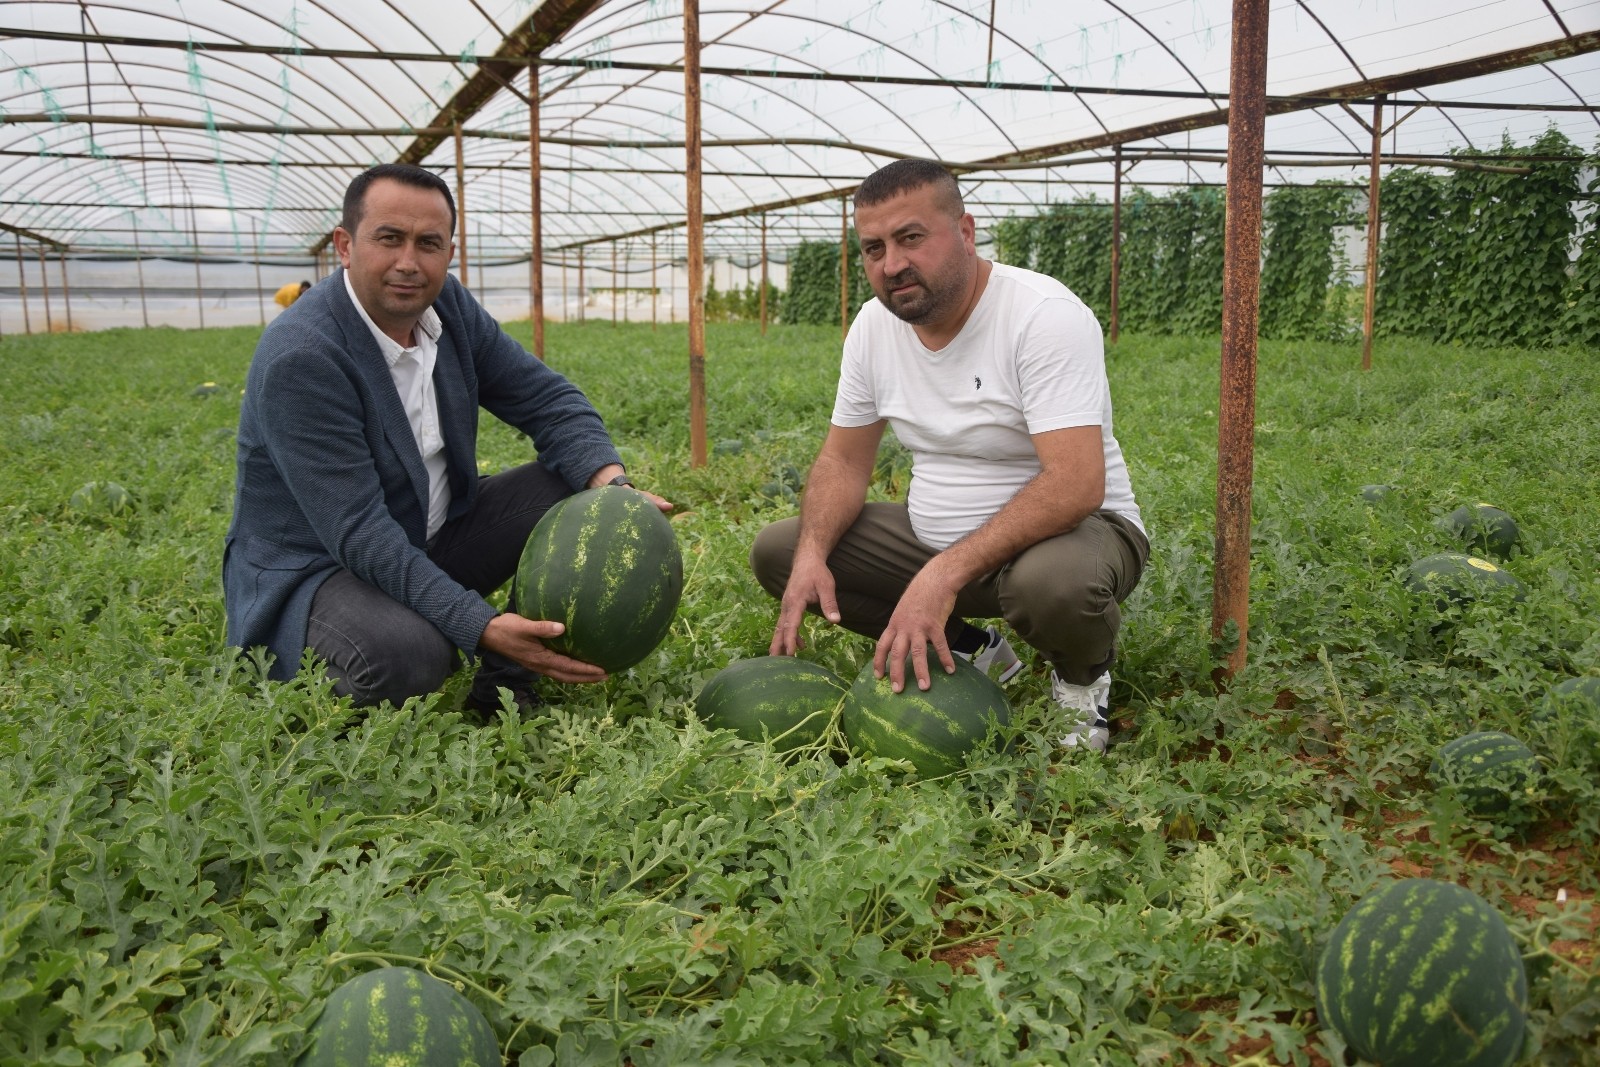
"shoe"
959,625,1024,684
1052,670,1111,752
464,679,544,718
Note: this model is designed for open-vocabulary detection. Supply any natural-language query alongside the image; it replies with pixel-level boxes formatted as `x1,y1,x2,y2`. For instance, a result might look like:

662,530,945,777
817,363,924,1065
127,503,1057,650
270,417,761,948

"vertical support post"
1361,94,1385,372
839,196,849,344
455,122,470,291
652,230,658,330
684,0,708,468
251,216,265,327
192,206,206,329
1110,147,1123,345
562,255,568,323
59,249,74,332
529,60,546,359
611,242,618,326
760,212,769,335
578,245,585,322
39,245,53,331
1211,0,1270,685
132,218,148,328
16,234,31,335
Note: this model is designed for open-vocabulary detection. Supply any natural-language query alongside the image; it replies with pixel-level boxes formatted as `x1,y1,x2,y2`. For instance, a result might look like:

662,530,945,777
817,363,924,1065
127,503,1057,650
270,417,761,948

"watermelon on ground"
696,656,844,751
68,481,133,518
1428,731,1539,817
1437,503,1520,559
1316,878,1527,1067
1403,553,1525,612
841,658,1009,777
1359,484,1395,503
515,485,682,673
1536,676,1600,723
299,966,498,1067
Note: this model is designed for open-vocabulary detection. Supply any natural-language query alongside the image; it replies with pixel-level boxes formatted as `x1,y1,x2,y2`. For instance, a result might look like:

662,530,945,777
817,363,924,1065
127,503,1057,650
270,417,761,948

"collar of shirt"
342,269,442,364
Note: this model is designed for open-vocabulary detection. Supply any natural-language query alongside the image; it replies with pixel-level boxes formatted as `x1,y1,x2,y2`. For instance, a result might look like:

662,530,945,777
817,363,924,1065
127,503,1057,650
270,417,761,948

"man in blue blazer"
224,163,668,711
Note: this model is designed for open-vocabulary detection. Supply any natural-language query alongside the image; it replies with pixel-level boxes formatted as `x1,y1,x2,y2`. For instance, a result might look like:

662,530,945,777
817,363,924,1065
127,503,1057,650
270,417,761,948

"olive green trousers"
750,502,1149,686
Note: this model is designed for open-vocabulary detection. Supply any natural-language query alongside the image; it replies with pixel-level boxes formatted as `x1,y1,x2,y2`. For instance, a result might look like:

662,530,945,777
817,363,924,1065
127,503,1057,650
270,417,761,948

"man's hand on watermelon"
478,614,609,683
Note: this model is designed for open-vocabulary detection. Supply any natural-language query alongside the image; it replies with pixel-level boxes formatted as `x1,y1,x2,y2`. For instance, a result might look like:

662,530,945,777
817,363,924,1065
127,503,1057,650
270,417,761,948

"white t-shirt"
831,261,1143,550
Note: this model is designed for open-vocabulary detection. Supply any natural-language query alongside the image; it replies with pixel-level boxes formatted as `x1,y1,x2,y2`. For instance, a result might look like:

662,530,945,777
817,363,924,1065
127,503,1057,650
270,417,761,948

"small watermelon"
841,658,1009,777
1316,878,1527,1067
696,656,844,751
191,381,223,397
1533,676,1600,728
68,480,133,518
515,486,682,673
1404,553,1525,611
1428,731,1539,817
1359,484,1395,503
299,966,498,1067
1438,503,1519,559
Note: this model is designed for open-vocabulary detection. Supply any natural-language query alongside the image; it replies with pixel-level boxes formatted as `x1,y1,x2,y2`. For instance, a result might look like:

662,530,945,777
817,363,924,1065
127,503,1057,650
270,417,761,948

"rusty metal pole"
455,122,470,291
131,219,148,328
611,241,618,326
1361,94,1385,372
1211,0,1270,685
192,206,205,329
250,216,265,327
651,230,658,330
59,250,73,332
561,255,567,322
16,235,31,335
1110,147,1123,345
529,60,546,359
578,245,585,322
685,0,708,468
760,211,769,335
839,196,849,344
38,246,53,331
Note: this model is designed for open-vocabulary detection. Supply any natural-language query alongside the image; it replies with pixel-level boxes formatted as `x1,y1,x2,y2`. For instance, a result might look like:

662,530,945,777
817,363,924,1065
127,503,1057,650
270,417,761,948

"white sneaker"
960,625,1024,684
1052,670,1111,752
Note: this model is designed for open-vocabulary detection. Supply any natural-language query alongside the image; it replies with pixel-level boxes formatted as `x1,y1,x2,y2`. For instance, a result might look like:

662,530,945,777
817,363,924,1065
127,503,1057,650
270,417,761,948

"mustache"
883,268,924,290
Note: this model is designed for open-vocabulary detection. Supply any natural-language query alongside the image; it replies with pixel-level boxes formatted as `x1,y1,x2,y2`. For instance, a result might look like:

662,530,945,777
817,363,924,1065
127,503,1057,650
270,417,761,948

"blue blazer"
223,271,622,679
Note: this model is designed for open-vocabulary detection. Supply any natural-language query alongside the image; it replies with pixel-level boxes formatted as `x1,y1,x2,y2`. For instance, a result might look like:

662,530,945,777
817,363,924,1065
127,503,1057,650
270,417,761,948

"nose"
881,244,909,280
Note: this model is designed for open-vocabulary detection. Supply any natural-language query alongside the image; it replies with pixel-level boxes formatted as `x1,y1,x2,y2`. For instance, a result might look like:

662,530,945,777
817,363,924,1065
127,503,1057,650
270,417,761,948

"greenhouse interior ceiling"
1,0,1597,269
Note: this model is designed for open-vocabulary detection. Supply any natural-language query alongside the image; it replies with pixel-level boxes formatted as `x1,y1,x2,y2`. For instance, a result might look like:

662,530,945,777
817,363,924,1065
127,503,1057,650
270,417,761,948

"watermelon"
515,486,682,673
1404,553,1525,611
1438,503,1519,559
696,656,845,751
1316,878,1527,1067
299,966,498,1067
1533,676,1600,730
1428,731,1539,817
1359,484,1395,503
68,480,133,518
841,658,1009,777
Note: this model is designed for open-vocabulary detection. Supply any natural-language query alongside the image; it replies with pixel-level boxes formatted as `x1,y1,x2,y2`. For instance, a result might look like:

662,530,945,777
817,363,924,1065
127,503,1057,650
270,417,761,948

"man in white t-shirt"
751,159,1149,751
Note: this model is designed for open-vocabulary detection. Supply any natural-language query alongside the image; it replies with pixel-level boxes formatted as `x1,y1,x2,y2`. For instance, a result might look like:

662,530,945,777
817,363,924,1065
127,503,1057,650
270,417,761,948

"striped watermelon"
841,658,1009,777
1404,553,1525,612
1438,503,1519,560
1428,731,1539,817
299,966,498,1067
1535,676,1600,725
1316,879,1527,1067
515,486,682,673
696,656,844,751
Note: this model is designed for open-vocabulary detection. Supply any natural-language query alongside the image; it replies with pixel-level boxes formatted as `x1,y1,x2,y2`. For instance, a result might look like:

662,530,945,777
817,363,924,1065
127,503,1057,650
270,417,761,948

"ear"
331,226,354,268
959,212,977,253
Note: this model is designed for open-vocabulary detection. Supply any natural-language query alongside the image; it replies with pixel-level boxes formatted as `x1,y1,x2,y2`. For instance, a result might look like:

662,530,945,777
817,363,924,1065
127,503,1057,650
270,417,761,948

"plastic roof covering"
1,0,1597,264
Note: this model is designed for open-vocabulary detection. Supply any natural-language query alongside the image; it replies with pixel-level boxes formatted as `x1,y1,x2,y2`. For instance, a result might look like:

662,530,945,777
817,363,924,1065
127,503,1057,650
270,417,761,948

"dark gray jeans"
750,502,1149,685
306,461,573,706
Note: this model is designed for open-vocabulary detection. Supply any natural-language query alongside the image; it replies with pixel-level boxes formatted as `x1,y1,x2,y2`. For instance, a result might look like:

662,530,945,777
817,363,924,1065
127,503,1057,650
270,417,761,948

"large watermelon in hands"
515,486,682,672
1316,878,1527,1067
696,656,844,751
299,966,498,1067
841,658,1009,777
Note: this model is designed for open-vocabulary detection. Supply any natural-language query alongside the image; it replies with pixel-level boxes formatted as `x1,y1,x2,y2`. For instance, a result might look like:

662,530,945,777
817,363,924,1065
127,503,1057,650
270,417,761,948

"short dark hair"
299,280,312,290
854,159,963,216
341,163,456,235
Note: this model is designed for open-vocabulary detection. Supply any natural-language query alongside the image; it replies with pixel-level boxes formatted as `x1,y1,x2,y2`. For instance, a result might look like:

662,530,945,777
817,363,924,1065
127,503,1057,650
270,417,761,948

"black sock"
949,622,988,655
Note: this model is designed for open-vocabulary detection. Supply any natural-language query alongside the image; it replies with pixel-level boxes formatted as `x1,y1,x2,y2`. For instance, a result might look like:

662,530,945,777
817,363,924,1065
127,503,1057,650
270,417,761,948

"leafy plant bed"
1,323,1596,1064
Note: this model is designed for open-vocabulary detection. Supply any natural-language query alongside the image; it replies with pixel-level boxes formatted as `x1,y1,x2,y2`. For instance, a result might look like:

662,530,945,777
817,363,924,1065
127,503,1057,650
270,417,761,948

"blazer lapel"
432,322,477,510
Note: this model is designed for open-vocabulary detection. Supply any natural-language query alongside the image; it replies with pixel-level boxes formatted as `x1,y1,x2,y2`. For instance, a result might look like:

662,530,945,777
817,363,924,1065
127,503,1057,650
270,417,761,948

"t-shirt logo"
974,375,982,390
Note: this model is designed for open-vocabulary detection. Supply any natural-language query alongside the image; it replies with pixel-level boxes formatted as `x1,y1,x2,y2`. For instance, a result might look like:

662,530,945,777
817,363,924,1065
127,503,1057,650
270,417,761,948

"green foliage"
993,198,1114,320
1558,142,1600,347
781,239,869,326
1259,183,1359,341
1376,168,1448,337
705,274,781,323
2,322,1598,1064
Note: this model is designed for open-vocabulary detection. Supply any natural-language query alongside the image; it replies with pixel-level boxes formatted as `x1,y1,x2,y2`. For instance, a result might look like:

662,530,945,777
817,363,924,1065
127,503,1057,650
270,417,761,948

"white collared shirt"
343,271,452,539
